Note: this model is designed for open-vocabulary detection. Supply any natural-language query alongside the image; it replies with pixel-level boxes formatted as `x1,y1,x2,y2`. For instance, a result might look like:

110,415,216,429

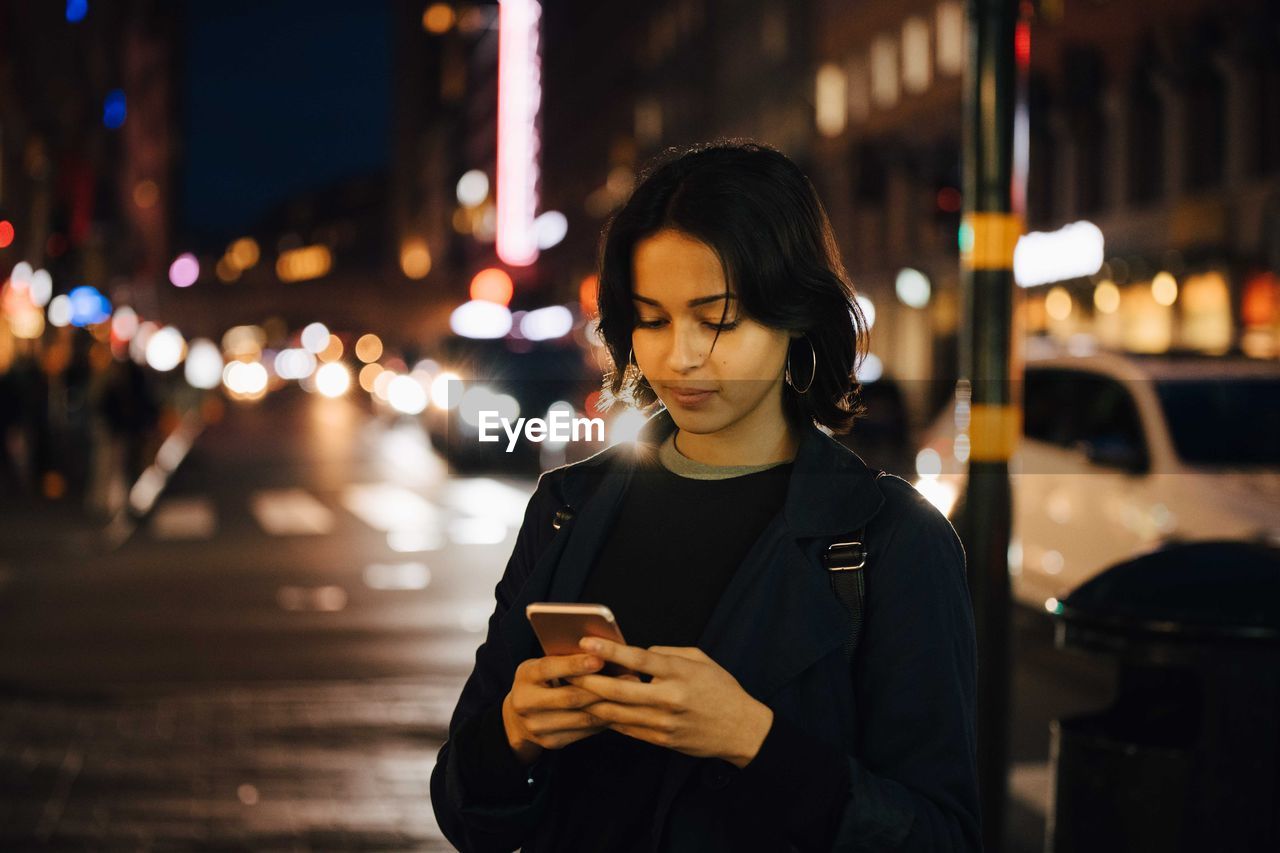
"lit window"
815,64,848,137
871,35,899,109
936,1,965,77
902,16,932,94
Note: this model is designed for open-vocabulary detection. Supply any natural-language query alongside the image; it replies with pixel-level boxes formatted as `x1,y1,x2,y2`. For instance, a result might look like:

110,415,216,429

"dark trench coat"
430,407,982,852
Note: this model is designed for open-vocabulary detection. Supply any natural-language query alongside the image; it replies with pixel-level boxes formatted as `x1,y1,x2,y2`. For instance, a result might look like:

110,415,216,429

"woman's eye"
635,318,739,331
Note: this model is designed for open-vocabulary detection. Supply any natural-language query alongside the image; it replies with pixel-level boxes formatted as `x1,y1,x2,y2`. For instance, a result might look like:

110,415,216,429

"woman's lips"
667,388,716,407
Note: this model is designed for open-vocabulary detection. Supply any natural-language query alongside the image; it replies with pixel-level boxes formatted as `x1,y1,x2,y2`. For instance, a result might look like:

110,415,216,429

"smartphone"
525,602,637,678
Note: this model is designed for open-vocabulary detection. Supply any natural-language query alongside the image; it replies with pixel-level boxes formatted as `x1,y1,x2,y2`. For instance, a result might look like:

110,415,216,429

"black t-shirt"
548,458,793,851
452,449,850,851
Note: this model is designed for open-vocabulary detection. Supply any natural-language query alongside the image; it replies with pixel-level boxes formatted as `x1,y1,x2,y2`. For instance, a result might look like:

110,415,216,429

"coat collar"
558,405,885,539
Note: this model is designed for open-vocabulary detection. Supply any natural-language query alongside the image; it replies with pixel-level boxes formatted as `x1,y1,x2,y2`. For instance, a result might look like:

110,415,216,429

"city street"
0,389,1113,850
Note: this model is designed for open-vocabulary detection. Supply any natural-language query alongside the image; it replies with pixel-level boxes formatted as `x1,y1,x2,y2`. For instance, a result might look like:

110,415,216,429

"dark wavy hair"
593,139,869,434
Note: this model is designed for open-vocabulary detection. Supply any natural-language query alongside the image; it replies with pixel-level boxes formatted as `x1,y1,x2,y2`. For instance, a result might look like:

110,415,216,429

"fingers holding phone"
501,652,610,765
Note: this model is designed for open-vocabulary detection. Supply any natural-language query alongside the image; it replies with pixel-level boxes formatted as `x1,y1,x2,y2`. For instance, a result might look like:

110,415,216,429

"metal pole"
956,0,1021,849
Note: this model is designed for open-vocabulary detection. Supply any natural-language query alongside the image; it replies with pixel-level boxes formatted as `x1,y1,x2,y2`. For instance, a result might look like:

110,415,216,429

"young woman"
431,141,981,852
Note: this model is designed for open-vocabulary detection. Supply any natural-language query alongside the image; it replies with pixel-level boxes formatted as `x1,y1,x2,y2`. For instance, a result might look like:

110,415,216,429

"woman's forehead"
631,231,735,304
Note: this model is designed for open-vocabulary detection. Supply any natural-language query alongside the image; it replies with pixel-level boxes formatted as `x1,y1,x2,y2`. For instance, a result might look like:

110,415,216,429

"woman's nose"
666,323,707,371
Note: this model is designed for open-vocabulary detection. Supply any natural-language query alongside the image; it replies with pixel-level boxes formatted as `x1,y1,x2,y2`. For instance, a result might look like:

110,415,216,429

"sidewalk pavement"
0,676,461,850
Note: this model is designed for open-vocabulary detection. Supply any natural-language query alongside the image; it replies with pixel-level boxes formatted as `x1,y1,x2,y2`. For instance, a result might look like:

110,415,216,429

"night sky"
179,0,392,247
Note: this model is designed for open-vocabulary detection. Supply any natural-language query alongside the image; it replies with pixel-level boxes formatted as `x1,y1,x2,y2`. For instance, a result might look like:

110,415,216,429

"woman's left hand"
563,637,774,768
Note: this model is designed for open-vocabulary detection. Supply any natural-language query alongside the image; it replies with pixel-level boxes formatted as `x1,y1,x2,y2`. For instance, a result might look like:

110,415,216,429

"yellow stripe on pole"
968,404,1021,461
961,213,1023,270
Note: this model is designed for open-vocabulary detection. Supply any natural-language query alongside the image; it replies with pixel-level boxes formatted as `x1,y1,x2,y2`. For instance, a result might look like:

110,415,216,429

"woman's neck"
671,400,800,467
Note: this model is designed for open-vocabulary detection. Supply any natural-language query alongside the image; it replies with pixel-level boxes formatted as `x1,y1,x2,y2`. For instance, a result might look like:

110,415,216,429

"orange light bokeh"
470,268,514,306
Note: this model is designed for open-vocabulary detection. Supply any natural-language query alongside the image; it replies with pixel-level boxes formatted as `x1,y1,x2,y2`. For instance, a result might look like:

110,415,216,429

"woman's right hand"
501,652,609,765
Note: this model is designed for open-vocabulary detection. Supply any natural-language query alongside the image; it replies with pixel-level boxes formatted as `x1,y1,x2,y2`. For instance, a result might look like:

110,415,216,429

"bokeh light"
534,210,568,250
1046,286,1073,321
450,299,512,339
68,285,111,326
215,257,241,283
520,305,574,341
608,408,647,445
301,322,330,353
400,237,432,279
131,321,157,364
29,269,52,307
111,306,139,341
1152,271,1178,307
318,334,344,363
856,352,884,383
358,362,384,392
1093,280,1120,314
222,325,266,361
855,293,876,330
355,333,383,363
469,268,514,305
579,274,599,317
229,237,260,270
133,179,159,209
48,294,72,328
276,244,331,282
895,268,931,309
423,2,456,34
223,360,268,398
169,253,200,288
456,170,489,206
315,362,351,398
273,348,318,380
431,371,460,409
145,326,187,372
184,339,224,389
388,375,428,415
103,88,126,129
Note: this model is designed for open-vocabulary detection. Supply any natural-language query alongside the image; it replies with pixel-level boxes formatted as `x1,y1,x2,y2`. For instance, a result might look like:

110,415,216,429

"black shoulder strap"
824,469,888,662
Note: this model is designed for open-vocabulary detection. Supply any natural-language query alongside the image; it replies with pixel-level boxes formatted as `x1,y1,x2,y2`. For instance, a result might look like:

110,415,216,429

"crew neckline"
657,429,794,480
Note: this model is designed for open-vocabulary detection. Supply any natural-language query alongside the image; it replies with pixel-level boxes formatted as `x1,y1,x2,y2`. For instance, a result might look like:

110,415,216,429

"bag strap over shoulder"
824,469,888,662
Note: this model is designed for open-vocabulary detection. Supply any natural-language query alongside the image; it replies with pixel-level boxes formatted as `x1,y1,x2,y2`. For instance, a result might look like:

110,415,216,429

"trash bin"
1047,540,1280,853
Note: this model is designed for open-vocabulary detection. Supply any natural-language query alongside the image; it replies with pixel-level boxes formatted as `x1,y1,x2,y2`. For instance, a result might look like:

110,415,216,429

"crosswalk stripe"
250,489,335,536
149,496,218,540
340,484,440,532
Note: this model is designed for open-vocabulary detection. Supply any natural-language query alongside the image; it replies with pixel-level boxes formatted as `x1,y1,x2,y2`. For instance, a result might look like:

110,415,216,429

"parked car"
913,347,1280,611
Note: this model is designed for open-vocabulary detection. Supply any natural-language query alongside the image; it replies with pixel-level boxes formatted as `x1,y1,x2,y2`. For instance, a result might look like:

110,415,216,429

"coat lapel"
496,423,645,666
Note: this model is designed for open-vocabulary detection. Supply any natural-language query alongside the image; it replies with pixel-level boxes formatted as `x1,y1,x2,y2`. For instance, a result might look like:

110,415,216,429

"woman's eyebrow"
632,293,738,308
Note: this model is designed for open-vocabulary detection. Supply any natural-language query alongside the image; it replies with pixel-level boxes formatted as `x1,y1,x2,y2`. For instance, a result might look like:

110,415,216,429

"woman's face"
630,229,795,436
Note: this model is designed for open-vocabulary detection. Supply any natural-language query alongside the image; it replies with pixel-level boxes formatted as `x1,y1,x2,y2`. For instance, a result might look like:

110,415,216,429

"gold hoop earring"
626,346,647,386
784,336,817,395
